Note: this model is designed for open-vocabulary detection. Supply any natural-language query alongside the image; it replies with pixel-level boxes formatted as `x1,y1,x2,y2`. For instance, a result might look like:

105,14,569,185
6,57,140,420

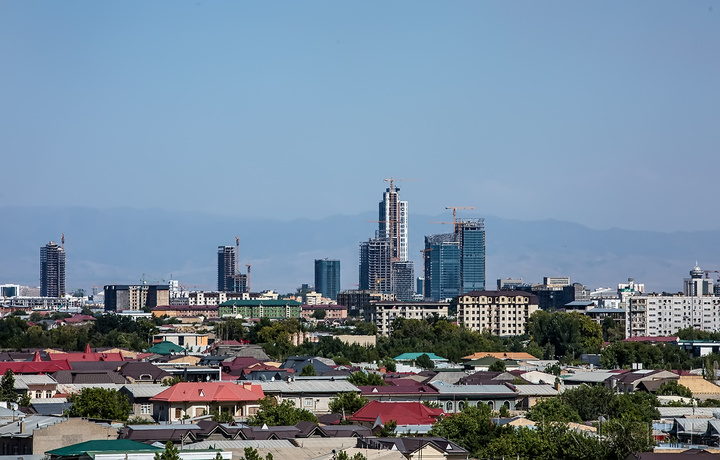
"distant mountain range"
0,206,716,295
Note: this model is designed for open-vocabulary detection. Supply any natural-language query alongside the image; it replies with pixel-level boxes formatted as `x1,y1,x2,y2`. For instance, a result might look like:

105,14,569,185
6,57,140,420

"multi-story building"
368,300,450,336
104,285,169,312
458,219,486,292
301,304,348,321
0,284,20,298
424,233,461,301
378,185,409,262
392,260,415,301
359,237,392,293
314,259,340,300
217,246,247,292
629,266,720,337
456,290,539,336
218,299,302,319
337,289,396,317
40,241,65,298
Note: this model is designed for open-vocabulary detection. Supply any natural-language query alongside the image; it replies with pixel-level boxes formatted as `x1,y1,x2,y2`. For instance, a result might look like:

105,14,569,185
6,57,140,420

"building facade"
40,241,65,298
314,259,340,300
424,234,461,301
218,299,302,319
217,246,247,292
629,295,720,337
458,219,486,292
368,300,450,336
359,237,392,293
336,289,395,317
392,260,415,301
456,290,539,336
104,285,170,312
378,185,409,262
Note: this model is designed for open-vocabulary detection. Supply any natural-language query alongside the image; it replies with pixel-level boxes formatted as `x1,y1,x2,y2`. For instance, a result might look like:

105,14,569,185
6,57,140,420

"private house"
350,401,444,431
150,381,264,422
429,381,518,413
0,416,116,456
358,384,439,404
120,384,168,421
14,374,58,400
357,437,469,460
259,380,360,414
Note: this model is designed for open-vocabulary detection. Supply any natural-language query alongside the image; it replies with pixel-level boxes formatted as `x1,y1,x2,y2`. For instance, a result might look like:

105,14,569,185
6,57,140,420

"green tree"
212,409,235,423
488,360,506,372
0,369,17,404
347,371,385,386
242,448,273,460
18,392,31,408
154,441,180,460
429,404,501,456
526,397,582,423
300,364,317,376
415,354,434,369
329,392,368,416
246,396,318,426
312,309,327,320
337,452,367,460
379,420,397,437
65,387,131,421
381,357,396,372
126,416,157,425
657,381,692,398
600,413,656,460
215,318,246,342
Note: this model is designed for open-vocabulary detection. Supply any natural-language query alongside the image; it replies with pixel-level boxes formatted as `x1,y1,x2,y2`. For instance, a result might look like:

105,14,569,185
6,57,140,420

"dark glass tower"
315,259,340,300
217,246,236,292
41,241,65,298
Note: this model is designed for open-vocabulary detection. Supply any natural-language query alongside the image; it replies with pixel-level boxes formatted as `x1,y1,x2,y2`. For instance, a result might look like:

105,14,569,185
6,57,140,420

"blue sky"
2,1,719,231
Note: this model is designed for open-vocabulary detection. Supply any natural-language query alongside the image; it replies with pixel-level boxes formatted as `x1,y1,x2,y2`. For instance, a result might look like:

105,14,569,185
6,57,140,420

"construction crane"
446,206,476,232
704,270,720,279
61,233,65,250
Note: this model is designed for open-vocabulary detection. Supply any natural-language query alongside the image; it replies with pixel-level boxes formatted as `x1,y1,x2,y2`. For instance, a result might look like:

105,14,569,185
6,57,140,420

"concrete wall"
33,418,117,455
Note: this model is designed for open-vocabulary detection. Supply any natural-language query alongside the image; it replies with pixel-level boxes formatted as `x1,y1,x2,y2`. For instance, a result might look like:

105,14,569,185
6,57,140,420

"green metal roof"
393,352,447,361
46,439,162,457
147,340,185,355
220,299,302,306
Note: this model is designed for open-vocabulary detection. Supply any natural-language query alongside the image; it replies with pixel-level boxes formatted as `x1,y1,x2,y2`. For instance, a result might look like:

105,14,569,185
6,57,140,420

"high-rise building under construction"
41,241,65,298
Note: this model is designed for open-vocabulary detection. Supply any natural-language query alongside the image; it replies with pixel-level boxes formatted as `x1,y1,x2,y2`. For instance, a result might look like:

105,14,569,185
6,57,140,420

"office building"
337,289,395,318
0,284,20,298
40,241,65,298
217,246,247,293
456,290,539,336
684,264,713,296
458,219,486,292
424,233,461,301
315,259,340,300
359,237,392,293
391,260,415,301
378,185,409,262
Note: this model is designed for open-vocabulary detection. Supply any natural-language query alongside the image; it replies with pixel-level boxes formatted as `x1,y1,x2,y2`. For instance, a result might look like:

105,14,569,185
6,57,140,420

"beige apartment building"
457,290,538,336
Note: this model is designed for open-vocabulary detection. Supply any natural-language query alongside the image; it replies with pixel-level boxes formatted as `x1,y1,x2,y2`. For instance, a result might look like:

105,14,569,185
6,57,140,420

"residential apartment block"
456,290,538,336
368,301,450,336
104,285,169,312
218,299,302,319
629,295,720,337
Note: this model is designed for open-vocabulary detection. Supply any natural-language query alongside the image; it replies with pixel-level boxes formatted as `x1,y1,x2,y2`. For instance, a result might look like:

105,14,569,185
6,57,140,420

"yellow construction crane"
446,206,476,232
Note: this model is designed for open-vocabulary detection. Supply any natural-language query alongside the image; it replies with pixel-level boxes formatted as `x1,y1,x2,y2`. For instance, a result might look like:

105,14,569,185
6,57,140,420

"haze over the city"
1,2,719,292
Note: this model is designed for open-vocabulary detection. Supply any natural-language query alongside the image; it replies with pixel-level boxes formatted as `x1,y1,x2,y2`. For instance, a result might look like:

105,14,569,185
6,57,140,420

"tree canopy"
246,396,318,426
66,387,131,421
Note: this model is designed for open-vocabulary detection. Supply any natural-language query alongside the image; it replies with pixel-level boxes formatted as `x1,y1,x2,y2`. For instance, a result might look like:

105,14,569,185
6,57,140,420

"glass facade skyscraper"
41,241,65,298
315,258,340,300
459,219,486,292
424,234,461,301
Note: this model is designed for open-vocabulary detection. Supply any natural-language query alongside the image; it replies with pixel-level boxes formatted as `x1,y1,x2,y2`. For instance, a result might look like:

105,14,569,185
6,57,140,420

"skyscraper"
315,259,340,300
217,246,236,292
458,219,486,292
424,234,461,301
392,260,415,301
378,186,409,262
359,237,392,293
41,241,65,298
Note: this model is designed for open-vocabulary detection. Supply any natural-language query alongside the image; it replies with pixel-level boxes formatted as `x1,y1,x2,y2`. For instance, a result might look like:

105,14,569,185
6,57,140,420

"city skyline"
1,3,718,233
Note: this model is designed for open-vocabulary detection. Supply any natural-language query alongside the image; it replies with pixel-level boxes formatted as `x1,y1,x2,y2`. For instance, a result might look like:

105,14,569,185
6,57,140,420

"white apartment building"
629,294,720,337
457,290,539,336
370,301,449,336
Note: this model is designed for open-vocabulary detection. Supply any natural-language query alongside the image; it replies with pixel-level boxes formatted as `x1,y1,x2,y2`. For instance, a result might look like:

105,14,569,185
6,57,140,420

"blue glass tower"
424,234,461,301
459,219,486,292
315,259,341,300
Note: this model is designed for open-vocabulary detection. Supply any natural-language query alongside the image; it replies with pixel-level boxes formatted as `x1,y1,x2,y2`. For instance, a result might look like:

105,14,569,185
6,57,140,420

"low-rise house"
46,439,231,460
358,384,438,404
151,381,264,422
350,401,444,431
430,381,518,413
118,362,172,384
259,380,360,414
120,384,168,421
14,374,58,400
608,369,678,393
0,416,116,456
357,437,469,460
512,384,560,410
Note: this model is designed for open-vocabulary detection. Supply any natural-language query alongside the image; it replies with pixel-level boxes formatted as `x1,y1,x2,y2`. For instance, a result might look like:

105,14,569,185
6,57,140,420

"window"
175,408,182,419
46,391,53,398
36,391,42,399
445,401,453,411
141,404,151,415
304,398,313,407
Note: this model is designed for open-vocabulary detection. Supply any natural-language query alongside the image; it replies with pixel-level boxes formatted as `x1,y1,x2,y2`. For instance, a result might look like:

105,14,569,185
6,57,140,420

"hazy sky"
2,2,719,232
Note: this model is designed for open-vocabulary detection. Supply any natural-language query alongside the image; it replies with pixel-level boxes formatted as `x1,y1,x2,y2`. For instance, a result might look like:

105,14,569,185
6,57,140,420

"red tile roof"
0,360,71,374
151,382,264,403
48,351,126,362
350,401,444,425
623,336,679,343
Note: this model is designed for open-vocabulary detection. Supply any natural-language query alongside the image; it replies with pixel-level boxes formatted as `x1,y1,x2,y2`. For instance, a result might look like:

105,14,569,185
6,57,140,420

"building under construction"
40,241,65,298
217,245,248,293
359,237,392,293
